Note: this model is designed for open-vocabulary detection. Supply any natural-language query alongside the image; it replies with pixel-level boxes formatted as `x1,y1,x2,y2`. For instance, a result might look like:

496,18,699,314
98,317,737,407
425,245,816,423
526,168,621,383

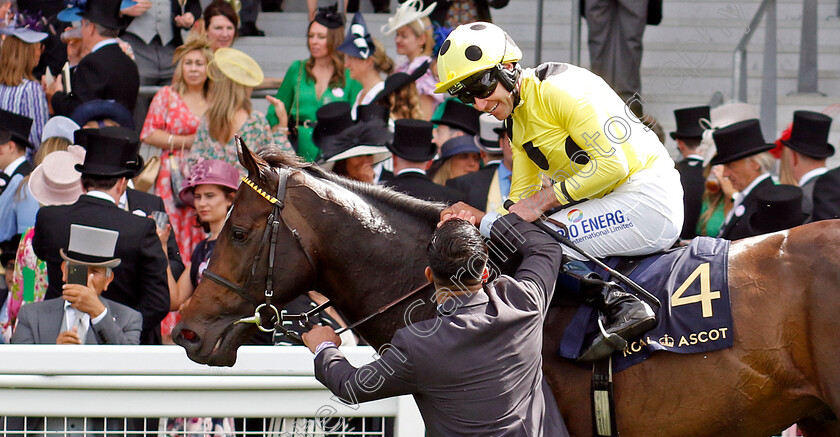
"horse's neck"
307,197,439,347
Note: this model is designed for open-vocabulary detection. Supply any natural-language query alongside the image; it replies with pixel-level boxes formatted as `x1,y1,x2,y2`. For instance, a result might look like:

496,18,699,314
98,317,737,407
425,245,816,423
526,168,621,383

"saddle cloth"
558,237,733,372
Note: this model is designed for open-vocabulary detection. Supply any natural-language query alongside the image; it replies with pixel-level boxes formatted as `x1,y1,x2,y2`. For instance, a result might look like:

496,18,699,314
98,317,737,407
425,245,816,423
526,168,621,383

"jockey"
435,22,684,361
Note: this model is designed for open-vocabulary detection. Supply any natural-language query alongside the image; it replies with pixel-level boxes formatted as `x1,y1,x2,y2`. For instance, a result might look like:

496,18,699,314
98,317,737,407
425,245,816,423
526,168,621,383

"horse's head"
173,139,319,366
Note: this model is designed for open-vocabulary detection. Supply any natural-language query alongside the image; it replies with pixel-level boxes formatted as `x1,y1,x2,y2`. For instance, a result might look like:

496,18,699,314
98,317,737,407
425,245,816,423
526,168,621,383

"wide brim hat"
431,99,481,136
41,116,81,143
709,119,774,166
70,99,136,131
338,12,374,60
748,184,807,235
0,26,49,43
0,109,34,149
312,102,355,153
212,48,264,87
79,0,125,29
320,121,392,171
29,145,86,206
439,135,480,161
381,0,436,36
388,119,435,162
179,159,242,208
670,105,710,140
780,110,834,159
59,224,121,268
372,60,430,104
74,129,138,177
474,112,503,153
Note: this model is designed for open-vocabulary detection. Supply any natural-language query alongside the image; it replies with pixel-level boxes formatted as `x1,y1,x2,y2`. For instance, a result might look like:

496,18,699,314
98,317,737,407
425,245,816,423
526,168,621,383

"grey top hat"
59,224,121,268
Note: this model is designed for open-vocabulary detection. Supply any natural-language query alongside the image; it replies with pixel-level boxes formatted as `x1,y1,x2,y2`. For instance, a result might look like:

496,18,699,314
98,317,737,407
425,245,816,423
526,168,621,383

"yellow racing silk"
507,63,673,210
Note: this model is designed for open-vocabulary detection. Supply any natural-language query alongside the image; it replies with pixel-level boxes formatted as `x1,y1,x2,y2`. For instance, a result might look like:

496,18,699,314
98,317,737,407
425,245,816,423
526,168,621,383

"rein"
202,149,432,343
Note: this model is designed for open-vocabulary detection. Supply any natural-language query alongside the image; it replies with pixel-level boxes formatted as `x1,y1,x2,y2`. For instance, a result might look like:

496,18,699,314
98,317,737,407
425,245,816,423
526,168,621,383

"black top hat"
388,119,435,162
748,184,807,235
59,224,121,268
313,102,354,155
74,129,138,177
709,119,774,166
781,111,834,159
98,126,144,177
0,108,33,149
670,105,710,140
80,0,124,30
431,99,482,136
356,104,390,125
372,60,430,104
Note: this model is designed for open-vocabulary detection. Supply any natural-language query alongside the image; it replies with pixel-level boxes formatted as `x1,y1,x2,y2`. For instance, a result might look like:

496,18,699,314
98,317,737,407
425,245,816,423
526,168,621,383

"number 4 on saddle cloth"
557,237,733,373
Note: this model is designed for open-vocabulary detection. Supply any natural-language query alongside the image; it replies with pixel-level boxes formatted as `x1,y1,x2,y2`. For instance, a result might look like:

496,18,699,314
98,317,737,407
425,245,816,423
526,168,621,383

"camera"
66,263,88,286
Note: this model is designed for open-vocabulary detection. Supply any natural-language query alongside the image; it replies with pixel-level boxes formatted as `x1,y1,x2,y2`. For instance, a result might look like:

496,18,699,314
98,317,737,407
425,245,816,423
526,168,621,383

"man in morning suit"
302,210,568,436
13,224,142,345
46,0,140,117
712,119,778,240
671,105,710,239
383,119,465,205
778,111,837,221
446,113,512,213
0,109,34,196
32,129,169,344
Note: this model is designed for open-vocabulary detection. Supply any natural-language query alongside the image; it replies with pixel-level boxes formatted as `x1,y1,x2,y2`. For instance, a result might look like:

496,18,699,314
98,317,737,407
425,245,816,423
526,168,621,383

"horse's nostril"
179,329,199,343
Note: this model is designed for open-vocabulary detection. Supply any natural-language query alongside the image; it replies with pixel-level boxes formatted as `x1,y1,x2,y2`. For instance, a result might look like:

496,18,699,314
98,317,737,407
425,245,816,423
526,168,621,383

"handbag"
132,154,160,193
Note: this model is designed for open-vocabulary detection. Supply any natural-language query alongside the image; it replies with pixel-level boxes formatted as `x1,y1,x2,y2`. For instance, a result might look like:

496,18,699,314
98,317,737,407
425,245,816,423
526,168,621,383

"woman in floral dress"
141,36,213,262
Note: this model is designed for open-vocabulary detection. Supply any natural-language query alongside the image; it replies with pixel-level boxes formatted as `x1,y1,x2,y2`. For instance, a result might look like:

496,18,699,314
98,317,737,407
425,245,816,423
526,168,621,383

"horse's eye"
232,229,247,241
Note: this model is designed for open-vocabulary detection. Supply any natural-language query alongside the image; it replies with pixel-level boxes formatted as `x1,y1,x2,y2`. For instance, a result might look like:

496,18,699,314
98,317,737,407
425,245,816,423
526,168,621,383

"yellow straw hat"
212,48,264,87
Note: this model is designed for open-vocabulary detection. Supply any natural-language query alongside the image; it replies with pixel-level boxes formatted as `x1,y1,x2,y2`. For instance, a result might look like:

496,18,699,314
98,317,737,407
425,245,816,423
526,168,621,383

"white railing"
0,345,424,436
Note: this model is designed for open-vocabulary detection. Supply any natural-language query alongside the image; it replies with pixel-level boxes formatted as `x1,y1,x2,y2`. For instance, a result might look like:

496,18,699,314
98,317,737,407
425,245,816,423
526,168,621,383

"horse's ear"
237,136,262,180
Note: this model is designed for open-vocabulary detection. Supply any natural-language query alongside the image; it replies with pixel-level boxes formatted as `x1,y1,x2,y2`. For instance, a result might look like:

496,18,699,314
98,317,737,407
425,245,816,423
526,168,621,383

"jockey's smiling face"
473,83,513,121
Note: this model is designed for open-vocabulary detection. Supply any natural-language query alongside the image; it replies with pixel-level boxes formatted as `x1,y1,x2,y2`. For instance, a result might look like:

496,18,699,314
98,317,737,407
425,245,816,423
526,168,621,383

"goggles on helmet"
447,68,499,104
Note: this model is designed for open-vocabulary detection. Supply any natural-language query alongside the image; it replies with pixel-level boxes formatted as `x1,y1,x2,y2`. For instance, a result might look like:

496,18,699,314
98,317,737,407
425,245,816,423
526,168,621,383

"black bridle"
202,164,319,340
201,156,433,344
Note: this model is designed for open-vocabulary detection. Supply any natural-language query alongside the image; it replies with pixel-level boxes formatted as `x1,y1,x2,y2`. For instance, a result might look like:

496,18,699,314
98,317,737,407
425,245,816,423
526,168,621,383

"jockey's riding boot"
577,274,657,362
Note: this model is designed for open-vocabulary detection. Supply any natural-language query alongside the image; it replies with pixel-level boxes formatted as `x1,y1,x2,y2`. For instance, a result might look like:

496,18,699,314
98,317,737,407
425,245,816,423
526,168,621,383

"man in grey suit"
302,210,568,436
12,224,142,345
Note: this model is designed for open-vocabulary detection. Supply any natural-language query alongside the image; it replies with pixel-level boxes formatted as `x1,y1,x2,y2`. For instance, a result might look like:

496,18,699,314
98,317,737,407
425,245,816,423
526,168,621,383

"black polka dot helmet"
434,22,522,94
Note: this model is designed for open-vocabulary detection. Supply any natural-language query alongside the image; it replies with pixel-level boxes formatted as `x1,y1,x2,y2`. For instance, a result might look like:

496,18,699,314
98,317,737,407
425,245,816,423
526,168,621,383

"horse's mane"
258,149,444,224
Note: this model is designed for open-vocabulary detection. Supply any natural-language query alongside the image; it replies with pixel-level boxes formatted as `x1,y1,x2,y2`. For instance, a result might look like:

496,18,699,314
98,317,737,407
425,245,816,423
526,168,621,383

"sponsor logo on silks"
567,209,584,223
557,209,635,242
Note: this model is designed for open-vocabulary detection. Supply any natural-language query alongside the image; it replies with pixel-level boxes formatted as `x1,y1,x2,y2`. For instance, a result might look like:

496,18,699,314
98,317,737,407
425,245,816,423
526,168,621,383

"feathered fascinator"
381,0,436,36
314,3,345,29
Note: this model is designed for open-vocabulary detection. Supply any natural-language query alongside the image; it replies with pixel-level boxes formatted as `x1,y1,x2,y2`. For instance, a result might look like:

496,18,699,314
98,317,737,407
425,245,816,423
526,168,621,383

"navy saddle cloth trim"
558,237,733,372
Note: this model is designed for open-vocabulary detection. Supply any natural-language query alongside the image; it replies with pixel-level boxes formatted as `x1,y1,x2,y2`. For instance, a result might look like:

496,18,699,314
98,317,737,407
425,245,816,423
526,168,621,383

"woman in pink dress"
141,35,213,263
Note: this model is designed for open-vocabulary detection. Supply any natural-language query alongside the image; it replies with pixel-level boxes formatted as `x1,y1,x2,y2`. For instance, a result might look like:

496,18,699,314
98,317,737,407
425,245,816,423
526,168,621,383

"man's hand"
302,324,341,354
121,0,151,16
57,327,82,344
174,12,195,29
63,282,106,319
440,202,484,226
43,73,63,102
508,187,561,222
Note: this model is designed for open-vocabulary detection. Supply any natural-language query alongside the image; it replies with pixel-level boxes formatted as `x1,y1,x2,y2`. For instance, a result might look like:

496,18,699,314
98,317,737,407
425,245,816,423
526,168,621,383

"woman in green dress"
266,5,363,162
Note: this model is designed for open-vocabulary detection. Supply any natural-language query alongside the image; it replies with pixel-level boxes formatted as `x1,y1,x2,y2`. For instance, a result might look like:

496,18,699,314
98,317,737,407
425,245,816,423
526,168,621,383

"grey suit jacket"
314,215,568,437
11,297,143,345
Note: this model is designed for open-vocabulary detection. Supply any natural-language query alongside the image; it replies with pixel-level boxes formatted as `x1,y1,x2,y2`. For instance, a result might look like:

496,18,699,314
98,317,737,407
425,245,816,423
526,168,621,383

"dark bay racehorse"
173,142,840,436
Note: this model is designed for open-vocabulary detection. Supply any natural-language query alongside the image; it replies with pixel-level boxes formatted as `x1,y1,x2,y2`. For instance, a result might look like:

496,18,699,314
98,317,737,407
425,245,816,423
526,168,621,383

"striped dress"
0,79,49,150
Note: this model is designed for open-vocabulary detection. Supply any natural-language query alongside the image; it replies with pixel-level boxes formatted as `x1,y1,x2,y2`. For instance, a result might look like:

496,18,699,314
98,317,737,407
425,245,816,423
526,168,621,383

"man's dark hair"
682,137,702,149
81,175,122,191
427,219,488,288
